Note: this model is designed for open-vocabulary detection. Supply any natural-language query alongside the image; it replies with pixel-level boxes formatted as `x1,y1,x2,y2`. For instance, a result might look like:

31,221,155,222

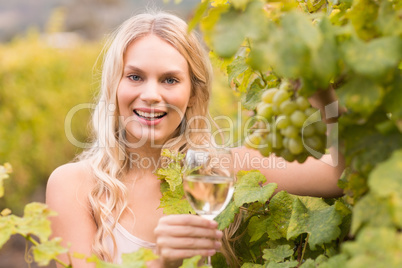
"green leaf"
287,197,342,250
266,191,296,240
215,200,240,230
342,36,402,79
383,74,402,121
342,227,402,268
159,185,195,215
262,244,293,262
16,202,56,242
241,263,264,268
266,260,299,268
247,214,269,242
120,248,159,267
156,149,185,191
180,255,209,268
32,238,68,266
241,78,264,110
212,8,247,57
318,254,348,268
0,216,15,248
347,0,380,41
188,0,210,32
337,76,383,118
86,254,120,268
227,56,249,88
0,163,12,198
306,0,326,13
234,171,277,207
369,149,402,227
350,193,394,235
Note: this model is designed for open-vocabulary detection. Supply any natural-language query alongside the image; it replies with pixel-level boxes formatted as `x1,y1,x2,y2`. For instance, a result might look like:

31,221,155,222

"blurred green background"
0,1,244,267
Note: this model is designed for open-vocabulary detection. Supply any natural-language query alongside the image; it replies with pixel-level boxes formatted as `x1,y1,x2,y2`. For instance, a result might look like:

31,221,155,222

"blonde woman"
46,12,343,268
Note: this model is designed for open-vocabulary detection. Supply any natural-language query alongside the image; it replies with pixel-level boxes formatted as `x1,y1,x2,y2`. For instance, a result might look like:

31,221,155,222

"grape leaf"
342,36,402,79
241,263,264,268
247,214,269,242
347,0,380,41
180,255,209,268
233,170,277,207
188,0,210,32
266,191,296,240
227,56,249,89
337,76,383,118
287,197,342,250
32,238,68,266
350,193,394,235
86,254,120,268
342,227,402,268
262,244,293,262
215,200,240,230
156,149,185,191
120,248,159,267
159,185,195,215
266,260,299,268
16,202,56,242
368,149,402,227
0,215,15,248
0,163,12,198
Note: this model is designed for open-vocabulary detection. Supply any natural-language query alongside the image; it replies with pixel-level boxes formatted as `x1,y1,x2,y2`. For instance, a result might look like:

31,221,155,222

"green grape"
272,90,290,106
279,80,293,91
258,137,272,156
245,132,262,149
262,88,278,104
267,132,283,149
315,121,327,135
279,99,298,115
296,153,309,163
296,96,310,110
290,110,307,128
283,137,290,148
288,138,304,154
304,107,318,118
302,124,315,137
257,103,274,119
304,136,325,152
276,115,290,129
280,149,296,162
283,125,299,138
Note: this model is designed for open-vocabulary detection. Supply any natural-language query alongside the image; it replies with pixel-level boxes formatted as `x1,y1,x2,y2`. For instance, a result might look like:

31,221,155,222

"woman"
46,12,343,268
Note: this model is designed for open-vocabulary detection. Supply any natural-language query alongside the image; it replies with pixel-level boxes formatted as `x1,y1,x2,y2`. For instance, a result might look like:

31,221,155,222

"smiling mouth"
134,110,167,121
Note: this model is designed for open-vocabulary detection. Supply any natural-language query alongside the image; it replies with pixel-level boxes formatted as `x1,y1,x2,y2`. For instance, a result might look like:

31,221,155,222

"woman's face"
117,34,192,148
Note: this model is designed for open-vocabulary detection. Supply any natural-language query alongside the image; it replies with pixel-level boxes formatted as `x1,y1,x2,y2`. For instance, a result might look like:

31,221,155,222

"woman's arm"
46,162,97,268
232,87,344,198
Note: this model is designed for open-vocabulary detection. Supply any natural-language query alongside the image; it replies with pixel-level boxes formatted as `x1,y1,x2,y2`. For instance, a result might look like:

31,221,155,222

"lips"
133,108,167,126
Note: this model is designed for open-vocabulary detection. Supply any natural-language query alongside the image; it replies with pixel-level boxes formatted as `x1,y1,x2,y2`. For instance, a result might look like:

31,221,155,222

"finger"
155,224,223,239
158,247,217,261
158,214,218,228
157,236,222,250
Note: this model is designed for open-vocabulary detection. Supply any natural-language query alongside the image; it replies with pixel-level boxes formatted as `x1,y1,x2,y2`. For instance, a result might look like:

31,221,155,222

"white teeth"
135,110,166,118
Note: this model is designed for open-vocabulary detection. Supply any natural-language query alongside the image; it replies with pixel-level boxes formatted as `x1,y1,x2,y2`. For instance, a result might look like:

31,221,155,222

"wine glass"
182,148,235,266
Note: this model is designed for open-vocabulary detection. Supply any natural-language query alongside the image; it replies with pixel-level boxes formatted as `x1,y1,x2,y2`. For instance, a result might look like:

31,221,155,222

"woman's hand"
308,86,345,124
151,214,223,268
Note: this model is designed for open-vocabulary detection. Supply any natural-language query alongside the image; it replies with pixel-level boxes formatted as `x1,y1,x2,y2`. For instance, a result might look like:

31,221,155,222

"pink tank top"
105,222,156,264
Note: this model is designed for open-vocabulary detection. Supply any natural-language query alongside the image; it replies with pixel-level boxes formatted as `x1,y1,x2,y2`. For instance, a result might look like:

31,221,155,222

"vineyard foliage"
1,0,402,267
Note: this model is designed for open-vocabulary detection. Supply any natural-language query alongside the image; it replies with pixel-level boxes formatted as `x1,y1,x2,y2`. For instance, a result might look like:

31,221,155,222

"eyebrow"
123,65,187,77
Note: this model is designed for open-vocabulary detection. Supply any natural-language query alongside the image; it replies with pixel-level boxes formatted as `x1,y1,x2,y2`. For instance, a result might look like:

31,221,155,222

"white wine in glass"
182,148,235,266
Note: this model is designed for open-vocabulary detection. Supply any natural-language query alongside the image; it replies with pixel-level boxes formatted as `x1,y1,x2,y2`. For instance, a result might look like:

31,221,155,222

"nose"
140,81,162,104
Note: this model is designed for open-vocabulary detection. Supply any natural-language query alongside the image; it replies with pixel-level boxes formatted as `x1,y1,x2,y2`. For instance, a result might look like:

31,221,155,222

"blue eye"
165,78,178,84
128,75,141,81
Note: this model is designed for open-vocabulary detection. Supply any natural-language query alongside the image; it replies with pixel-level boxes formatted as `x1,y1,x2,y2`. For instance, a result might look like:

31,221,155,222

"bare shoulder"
46,160,95,208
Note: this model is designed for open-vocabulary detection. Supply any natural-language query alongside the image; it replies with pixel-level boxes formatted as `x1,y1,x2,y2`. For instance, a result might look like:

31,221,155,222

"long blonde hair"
78,11,215,262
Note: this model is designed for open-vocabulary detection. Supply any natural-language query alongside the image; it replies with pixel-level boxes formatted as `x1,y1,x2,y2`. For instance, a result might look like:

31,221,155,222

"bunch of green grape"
245,80,327,163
